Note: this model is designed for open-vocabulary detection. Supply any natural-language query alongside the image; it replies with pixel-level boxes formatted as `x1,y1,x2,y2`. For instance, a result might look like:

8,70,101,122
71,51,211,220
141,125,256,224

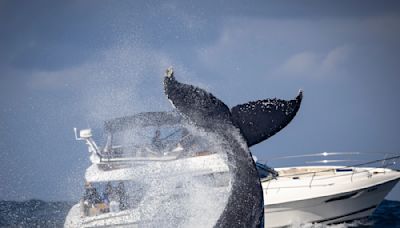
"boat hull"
65,204,146,228
264,178,399,227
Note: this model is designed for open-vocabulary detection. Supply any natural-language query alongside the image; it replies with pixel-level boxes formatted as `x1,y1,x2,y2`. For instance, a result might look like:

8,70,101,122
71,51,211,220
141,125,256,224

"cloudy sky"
1,0,400,201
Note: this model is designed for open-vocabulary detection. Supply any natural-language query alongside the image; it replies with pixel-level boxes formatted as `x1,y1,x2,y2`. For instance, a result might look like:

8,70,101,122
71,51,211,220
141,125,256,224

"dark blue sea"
0,200,399,227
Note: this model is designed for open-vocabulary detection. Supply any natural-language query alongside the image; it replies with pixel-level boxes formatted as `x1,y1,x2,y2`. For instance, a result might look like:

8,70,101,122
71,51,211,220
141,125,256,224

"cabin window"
335,168,353,172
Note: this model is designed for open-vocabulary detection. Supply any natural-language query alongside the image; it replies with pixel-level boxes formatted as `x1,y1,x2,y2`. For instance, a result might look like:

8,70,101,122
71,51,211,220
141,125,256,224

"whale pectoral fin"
164,70,232,129
231,90,303,147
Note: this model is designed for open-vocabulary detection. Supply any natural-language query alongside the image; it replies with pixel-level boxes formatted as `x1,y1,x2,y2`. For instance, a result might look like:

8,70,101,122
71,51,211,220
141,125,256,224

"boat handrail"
266,151,399,162
276,154,400,178
262,153,400,189
264,183,335,189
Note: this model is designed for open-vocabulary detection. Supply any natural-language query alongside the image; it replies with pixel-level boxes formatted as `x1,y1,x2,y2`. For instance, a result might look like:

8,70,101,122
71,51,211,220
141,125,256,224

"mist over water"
43,30,246,225
59,40,207,202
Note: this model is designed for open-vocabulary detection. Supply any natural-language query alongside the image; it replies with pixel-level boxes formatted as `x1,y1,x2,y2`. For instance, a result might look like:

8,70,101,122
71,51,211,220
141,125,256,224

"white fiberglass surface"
263,166,400,205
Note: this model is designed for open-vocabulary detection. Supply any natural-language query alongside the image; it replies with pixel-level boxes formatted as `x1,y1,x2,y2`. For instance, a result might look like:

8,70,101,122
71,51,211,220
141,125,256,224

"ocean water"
367,200,400,228
0,200,399,227
0,200,73,227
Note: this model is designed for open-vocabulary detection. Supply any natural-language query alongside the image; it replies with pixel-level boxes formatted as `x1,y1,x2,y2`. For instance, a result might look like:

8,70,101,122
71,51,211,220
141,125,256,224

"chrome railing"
261,152,400,189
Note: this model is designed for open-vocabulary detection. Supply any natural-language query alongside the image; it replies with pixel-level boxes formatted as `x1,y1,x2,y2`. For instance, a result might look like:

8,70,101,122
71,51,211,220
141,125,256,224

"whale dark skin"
164,68,264,227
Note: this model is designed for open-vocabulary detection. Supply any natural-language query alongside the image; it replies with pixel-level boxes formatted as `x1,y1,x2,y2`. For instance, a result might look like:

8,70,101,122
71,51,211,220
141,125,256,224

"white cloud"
279,51,318,75
196,15,398,80
277,45,351,78
321,46,350,72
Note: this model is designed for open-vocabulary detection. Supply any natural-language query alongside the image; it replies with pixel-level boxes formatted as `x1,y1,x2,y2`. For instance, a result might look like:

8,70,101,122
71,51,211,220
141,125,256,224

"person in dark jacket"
116,182,129,210
82,182,102,216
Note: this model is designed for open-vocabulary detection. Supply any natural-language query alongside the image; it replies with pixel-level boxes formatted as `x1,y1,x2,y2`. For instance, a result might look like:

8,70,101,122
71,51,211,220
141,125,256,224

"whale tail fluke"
231,90,303,147
164,67,302,146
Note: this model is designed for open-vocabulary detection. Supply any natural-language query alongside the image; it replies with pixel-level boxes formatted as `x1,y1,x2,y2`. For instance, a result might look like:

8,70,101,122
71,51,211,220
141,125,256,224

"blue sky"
1,0,400,201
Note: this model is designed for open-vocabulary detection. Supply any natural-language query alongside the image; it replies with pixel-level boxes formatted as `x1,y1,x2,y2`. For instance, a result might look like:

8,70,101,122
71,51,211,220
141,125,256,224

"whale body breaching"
163,67,302,227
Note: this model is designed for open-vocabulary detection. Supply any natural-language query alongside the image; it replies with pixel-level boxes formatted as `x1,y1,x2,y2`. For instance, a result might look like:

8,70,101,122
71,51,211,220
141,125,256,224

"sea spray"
80,120,235,227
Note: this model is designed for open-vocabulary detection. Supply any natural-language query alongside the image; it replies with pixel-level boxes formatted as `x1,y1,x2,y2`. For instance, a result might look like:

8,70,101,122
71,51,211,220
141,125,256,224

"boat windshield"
101,112,211,159
113,125,181,152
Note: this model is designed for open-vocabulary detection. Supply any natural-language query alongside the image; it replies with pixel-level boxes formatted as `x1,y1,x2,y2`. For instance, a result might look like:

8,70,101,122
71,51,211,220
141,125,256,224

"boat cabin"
75,112,234,218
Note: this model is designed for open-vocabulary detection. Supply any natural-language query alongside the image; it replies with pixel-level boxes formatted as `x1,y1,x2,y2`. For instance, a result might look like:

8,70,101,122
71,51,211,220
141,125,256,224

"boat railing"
261,152,400,189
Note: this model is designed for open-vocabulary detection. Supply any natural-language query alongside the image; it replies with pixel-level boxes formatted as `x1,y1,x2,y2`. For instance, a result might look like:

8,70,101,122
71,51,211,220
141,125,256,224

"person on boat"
179,128,194,148
82,182,102,215
116,181,129,210
101,182,121,213
151,129,164,152
85,183,101,204
102,182,113,207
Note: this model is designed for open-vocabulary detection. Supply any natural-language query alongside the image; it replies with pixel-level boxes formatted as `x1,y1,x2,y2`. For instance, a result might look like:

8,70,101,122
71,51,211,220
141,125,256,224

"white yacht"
257,152,400,227
64,113,400,228
64,110,400,228
64,112,232,228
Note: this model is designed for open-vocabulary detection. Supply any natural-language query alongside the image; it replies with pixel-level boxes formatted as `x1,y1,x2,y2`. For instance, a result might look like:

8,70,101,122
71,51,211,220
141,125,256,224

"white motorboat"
257,152,400,227
64,67,399,227
64,112,232,228
64,112,400,228
64,110,400,228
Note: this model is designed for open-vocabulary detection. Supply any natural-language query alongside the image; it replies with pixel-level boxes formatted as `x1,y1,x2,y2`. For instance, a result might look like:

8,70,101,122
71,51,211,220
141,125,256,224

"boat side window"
335,168,353,173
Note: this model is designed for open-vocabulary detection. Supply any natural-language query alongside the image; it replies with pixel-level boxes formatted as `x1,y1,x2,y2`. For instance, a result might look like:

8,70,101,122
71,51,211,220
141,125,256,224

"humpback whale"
163,67,302,227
